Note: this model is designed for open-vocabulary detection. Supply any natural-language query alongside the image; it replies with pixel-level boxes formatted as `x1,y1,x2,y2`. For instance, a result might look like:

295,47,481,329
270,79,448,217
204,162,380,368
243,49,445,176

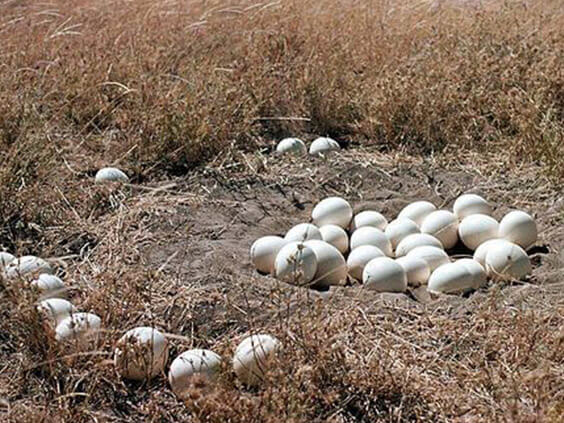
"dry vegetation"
0,0,563,422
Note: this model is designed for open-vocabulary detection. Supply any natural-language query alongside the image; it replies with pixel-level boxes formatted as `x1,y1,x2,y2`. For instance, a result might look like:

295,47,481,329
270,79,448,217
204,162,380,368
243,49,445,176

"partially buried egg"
37,298,76,325
0,252,15,269
250,236,286,274
485,242,531,281
274,242,318,286
362,257,407,292
55,312,101,343
456,258,487,289
31,274,66,300
427,262,474,294
311,197,353,229
169,349,222,399
233,334,281,386
395,256,430,286
498,210,537,250
309,137,340,155
5,256,53,279
304,240,347,288
276,138,307,155
95,167,129,183
473,239,511,267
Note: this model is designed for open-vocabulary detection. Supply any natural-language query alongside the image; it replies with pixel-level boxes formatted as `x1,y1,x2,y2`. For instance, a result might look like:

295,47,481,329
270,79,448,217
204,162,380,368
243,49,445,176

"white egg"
276,138,307,155
458,214,499,251
456,258,487,289
304,240,347,288
420,210,459,249
395,256,430,286
114,327,169,381
311,197,353,229
309,137,340,155
284,223,322,243
319,225,348,254
385,218,420,250
362,257,407,292
55,312,102,343
37,298,77,325
427,262,474,294
350,210,388,231
95,167,129,183
274,242,318,285
395,233,443,257
233,334,281,386
397,201,437,226
0,252,15,269
485,242,532,281
5,256,53,279
169,349,222,398
250,236,286,274
30,274,66,299
350,227,393,256
406,246,450,271
473,239,512,267
346,245,386,281
498,210,537,250
453,194,493,220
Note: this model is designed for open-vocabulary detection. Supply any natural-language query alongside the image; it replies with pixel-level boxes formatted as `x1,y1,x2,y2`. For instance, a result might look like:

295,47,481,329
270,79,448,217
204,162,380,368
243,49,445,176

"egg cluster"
276,137,341,156
250,194,538,294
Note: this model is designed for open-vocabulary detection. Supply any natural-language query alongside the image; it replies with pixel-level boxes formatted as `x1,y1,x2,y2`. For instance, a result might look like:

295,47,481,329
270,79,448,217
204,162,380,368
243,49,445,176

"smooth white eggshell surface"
453,194,493,220
406,246,450,271
395,256,430,286
350,211,388,231
427,262,474,294
95,167,129,183
346,245,386,281
304,240,347,288
397,201,437,226
350,227,393,256
5,256,53,279
31,274,66,299
485,242,531,281
250,236,286,274
169,349,222,398
362,257,407,292
309,137,340,155
312,197,353,229
276,138,307,155
420,210,459,249
458,214,499,251
0,252,15,269
498,210,537,250
37,298,76,325
395,233,443,257
319,225,349,254
274,242,318,285
456,258,487,289
114,327,169,381
385,218,420,250
284,223,322,243
233,334,281,386
55,312,101,343
473,239,511,267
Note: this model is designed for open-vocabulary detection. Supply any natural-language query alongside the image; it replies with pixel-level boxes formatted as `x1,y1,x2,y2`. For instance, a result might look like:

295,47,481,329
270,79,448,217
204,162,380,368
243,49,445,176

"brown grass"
0,0,563,422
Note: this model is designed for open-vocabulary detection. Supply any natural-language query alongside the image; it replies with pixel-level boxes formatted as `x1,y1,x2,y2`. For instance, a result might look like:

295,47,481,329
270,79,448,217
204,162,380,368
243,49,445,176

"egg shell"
284,223,322,243
319,225,349,254
427,262,475,294
453,194,493,220
95,167,129,183
31,274,66,299
498,210,537,250
276,138,307,155
312,197,353,229
473,239,512,267
456,258,487,289
458,214,499,251
485,242,532,281
274,242,318,285
114,327,169,381
395,256,430,286
346,245,386,281
304,240,347,288
395,233,443,257
406,246,450,271
5,256,53,279
37,298,77,325
362,257,407,292
385,218,420,250
55,312,101,343
350,210,388,231
309,137,340,155
350,227,393,256
397,201,437,226
420,210,459,249
233,334,281,386
169,349,222,399
0,252,15,269
250,236,286,274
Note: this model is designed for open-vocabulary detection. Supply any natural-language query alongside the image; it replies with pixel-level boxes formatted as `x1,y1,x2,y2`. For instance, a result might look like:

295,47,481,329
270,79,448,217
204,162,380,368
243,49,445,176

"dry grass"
0,0,563,422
